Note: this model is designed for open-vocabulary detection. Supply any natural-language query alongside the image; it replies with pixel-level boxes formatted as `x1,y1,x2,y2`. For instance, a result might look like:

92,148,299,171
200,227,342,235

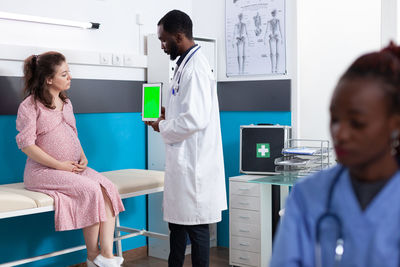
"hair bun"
382,41,400,62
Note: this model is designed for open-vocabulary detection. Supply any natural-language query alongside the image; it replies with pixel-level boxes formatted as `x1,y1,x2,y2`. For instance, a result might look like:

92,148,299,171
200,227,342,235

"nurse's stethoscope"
315,165,346,267
171,45,201,96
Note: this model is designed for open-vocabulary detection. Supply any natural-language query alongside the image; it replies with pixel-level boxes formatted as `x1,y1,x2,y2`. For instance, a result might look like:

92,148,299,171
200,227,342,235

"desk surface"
248,173,307,186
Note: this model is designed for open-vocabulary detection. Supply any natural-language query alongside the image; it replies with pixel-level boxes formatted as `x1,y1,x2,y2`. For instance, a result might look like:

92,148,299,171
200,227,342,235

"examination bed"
0,169,166,267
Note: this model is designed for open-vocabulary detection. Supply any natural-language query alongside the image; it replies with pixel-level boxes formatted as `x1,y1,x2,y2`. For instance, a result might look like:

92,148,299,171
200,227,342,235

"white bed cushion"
102,169,164,196
0,190,37,212
0,169,165,213
0,183,53,207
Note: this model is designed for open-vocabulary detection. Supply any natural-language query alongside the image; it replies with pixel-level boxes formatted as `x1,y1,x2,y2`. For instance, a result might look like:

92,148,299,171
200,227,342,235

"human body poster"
226,0,286,76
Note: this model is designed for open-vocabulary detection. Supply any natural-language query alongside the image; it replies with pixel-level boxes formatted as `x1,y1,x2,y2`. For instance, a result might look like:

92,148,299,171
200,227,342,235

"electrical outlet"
112,54,123,66
123,54,134,66
99,53,112,65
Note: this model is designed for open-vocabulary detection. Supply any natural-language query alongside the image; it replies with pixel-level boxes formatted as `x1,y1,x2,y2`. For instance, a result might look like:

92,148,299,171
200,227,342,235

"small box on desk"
240,125,292,174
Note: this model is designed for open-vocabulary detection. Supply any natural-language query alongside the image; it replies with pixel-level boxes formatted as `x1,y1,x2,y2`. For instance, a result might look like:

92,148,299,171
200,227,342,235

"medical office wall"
191,0,383,247
191,0,295,248
0,0,386,264
0,0,192,266
193,0,382,141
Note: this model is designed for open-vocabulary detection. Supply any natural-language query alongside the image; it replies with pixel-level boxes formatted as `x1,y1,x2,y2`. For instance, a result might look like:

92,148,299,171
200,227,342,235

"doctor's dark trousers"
168,223,210,267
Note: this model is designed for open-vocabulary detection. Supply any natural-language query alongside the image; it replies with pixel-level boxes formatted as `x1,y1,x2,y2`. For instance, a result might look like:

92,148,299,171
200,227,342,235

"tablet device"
142,83,162,121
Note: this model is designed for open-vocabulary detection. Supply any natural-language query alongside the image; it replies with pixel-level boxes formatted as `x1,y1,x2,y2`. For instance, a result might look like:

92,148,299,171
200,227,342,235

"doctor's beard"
169,40,179,60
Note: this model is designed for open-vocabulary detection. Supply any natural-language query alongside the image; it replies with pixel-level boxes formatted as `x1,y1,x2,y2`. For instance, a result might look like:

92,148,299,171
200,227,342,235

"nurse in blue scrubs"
270,42,400,267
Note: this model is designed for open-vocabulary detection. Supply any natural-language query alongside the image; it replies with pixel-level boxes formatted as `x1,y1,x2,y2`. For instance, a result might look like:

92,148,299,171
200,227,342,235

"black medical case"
240,124,292,174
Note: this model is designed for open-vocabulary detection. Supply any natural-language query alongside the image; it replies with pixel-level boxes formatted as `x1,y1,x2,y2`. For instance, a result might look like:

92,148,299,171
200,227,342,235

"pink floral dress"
16,95,125,231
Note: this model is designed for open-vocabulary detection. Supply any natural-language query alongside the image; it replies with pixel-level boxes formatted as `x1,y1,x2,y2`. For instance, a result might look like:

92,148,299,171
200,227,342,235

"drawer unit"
230,181,260,197
231,222,261,239
231,249,260,267
229,175,272,267
230,195,260,211
231,236,261,253
230,209,260,224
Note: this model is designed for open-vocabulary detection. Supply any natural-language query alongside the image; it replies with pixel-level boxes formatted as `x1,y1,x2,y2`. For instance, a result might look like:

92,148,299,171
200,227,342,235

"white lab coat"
159,47,227,225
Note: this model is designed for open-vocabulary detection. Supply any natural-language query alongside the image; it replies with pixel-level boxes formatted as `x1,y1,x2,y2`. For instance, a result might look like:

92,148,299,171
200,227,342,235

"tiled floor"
123,247,229,267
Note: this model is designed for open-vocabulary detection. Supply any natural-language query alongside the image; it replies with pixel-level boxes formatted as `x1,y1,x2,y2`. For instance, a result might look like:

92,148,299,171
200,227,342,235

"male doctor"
146,10,227,267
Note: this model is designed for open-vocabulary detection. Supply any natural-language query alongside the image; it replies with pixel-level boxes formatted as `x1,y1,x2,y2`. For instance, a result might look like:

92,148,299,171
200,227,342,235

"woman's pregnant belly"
36,122,82,162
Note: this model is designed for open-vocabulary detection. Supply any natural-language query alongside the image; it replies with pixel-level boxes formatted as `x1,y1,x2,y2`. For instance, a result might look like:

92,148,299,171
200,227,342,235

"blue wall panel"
0,115,26,183
0,113,147,266
217,111,291,248
0,108,291,263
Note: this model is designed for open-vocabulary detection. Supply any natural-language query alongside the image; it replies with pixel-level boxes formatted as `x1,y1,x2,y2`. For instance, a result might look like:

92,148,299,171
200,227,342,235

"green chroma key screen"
143,85,161,119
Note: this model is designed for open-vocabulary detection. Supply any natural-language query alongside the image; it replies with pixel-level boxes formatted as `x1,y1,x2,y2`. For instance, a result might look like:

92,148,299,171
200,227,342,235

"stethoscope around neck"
171,45,201,96
315,166,346,267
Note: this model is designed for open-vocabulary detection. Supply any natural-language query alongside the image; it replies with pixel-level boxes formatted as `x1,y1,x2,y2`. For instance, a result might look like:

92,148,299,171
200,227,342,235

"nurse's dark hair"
23,51,68,109
339,41,400,115
339,41,400,155
157,10,193,40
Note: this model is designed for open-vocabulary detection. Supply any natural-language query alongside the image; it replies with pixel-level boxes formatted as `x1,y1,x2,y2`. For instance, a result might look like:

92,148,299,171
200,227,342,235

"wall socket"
112,54,123,66
99,53,137,67
99,53,112,65
123,54,134,66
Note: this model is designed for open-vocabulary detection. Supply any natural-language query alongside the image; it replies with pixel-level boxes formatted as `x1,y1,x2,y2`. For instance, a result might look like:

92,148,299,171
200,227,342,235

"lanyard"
172,46,201,96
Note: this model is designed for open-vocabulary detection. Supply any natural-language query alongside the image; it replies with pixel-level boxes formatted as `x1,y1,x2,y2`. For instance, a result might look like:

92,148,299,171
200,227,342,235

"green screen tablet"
142,83,162,121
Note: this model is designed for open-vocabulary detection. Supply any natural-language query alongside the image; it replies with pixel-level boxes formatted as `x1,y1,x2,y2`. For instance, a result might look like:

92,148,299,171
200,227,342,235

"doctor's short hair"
158,10,193,40
339,41,400,115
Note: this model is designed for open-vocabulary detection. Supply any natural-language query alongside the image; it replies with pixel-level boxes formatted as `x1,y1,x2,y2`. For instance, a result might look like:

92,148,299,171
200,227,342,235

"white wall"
0,0,192,80
0,0,388,141
192,0,297,83
192,0,298,134
382,0,399,45
193,0,382,141
297,0,381,140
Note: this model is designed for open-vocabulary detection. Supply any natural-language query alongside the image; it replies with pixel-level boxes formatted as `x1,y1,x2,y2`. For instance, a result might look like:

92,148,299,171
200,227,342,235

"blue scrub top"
270,165,400,267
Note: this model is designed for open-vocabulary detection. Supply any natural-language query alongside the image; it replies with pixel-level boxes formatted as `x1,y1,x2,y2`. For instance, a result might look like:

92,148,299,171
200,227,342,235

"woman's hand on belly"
21,144,78,172
58,160,79,172
73,160,87,173
73,152,88,173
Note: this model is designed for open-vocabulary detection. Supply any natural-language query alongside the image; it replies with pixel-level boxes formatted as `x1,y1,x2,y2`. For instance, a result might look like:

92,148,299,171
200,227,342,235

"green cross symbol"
256,143,270,158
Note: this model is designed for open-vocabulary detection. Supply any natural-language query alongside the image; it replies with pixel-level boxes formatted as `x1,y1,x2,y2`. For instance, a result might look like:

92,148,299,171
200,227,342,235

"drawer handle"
239,216,250,219
239,242,249,246
239,188,249,191
239,202,249,205
239,229,250,233
239,256,249,260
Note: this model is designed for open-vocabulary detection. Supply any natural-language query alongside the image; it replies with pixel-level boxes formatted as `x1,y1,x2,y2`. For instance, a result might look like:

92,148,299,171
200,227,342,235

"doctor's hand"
145,107,165,132
160,106,165,117
145,118,163,132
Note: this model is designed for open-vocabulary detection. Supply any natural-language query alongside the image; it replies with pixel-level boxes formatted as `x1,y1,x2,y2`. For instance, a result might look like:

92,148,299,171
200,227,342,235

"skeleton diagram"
253,12,262,36
264,9,283,73
232,13,248,74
